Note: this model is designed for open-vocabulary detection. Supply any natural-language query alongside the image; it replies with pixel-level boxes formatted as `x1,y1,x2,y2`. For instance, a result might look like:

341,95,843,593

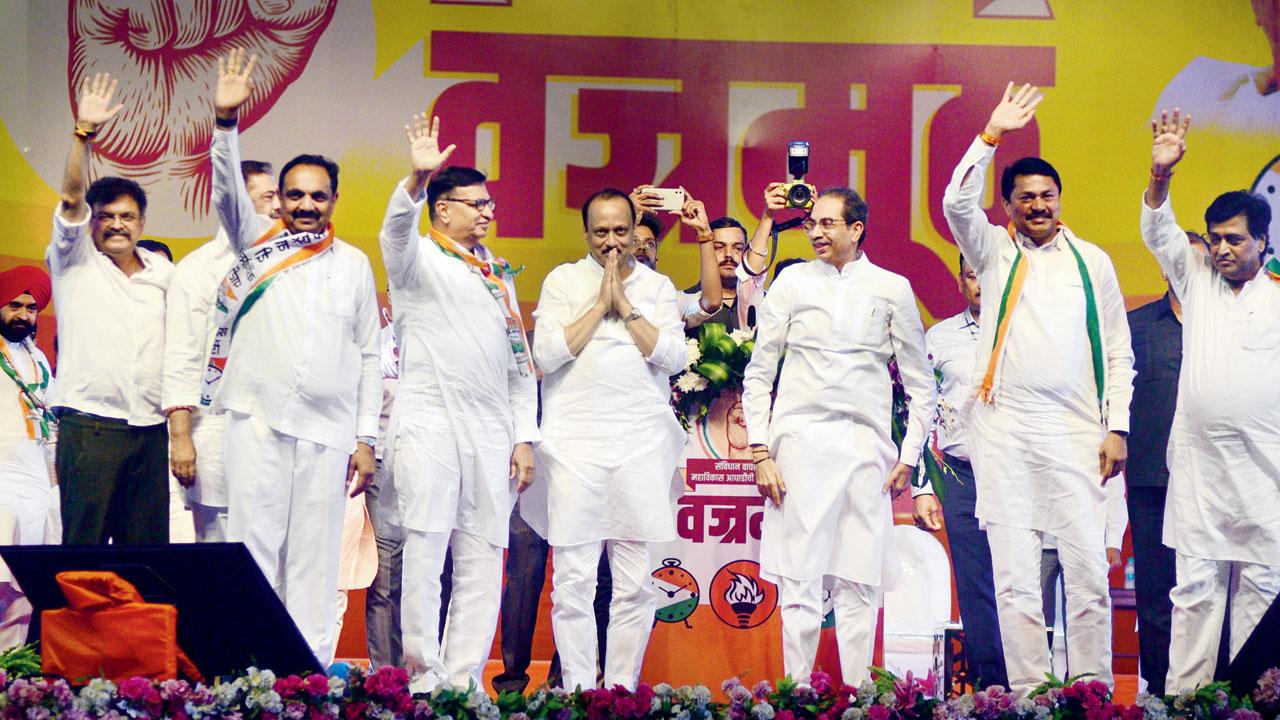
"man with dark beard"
0,265,57,647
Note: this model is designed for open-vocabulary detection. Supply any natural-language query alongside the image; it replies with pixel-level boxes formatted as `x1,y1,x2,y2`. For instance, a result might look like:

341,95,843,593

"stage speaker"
0,543,323,678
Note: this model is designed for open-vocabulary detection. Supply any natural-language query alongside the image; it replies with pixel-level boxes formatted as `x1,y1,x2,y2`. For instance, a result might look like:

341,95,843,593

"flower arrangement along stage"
672,322,754,431
3,661,1280,720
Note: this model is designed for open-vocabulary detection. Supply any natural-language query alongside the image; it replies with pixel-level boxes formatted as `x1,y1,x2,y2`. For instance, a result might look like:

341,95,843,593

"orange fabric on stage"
41,571,201,683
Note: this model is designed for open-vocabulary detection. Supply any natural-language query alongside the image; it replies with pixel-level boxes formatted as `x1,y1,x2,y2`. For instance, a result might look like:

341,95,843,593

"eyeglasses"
443,197,497,212
801,217,848,233
636,238,659,250
92,212,142,224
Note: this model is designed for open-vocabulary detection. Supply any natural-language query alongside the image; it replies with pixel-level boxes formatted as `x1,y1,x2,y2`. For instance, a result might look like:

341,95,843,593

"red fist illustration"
68,0,337,220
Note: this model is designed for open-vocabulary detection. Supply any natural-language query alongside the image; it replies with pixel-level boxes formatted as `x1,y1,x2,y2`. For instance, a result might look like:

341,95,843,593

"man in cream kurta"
209,52,381,665
163,162,280,542
743,187,935,685
379,115,538,691
942,84,1134,693
1141,111,1280,691
526,189,686,691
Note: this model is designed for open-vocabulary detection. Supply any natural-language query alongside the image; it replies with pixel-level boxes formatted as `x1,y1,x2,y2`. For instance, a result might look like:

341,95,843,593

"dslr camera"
781,141,813,210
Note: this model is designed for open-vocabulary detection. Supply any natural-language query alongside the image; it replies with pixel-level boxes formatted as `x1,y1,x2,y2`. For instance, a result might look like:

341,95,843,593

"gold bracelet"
979,131,1002,147
73,126,96,140
697,233,713,244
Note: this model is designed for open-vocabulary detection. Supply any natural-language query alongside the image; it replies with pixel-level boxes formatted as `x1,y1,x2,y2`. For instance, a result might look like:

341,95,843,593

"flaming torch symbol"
724,572,766,628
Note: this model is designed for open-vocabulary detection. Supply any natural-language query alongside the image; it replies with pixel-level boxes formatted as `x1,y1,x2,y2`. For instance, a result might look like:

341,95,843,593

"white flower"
675,372,709,393
327,676,346,698
75,678,117,712
692,686,712,707
685,338,702,368
729,329,753,345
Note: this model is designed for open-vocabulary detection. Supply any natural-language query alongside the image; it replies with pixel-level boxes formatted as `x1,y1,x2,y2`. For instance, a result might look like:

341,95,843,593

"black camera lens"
786,183,812,208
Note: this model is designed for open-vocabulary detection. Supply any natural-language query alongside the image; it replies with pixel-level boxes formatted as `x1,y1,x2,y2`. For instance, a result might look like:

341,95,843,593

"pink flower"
868,704,892,720
275,675,306,698
304,674,329,697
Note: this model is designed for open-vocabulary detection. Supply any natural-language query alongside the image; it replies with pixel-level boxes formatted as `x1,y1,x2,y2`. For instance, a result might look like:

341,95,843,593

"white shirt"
379,181,538,547
942,137,1134,550
1141,197,1280,564
924,308,980,461
742,256,936,462
46,210,171,425
162,232,235,411
210,128,381,452
527,256,687,545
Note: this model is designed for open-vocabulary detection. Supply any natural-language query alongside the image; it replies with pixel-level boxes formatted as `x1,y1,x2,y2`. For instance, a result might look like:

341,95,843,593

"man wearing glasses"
378,113,538,692
742,187,935,684
48,73,173,546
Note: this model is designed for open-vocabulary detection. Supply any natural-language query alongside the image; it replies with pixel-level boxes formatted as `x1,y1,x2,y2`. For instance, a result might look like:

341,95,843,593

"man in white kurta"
163,162,280,542
742,187,935,685
209,52,381,665
527,189,686,691
378,115,538,691
0,267,57,649
1141,112,1280,691
941,84,1134,693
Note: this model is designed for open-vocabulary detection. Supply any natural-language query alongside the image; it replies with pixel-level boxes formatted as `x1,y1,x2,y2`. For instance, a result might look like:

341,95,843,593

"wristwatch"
357,436,377,450
624,308,643,323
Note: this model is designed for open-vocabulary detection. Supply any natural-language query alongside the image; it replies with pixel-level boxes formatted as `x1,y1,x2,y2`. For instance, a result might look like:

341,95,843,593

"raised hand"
763,182,789,217
1151,108,1191,174
215,49,258,120
984,82,1044,140
75,73,124,134
677,190,711,237
406,113,457,175
630,185,663,218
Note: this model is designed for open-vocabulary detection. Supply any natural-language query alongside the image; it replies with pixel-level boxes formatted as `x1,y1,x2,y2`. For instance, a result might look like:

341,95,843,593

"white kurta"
942,137,1135,551
741,256,935,585
0,337,55,543
162,233,235,508
210,127,381,451
1141,198,1280,564
0,337,56,649
527,256,687,546
379,181,538,549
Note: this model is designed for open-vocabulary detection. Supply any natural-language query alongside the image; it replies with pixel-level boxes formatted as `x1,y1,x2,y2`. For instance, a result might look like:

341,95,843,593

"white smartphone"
648,187,685,212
